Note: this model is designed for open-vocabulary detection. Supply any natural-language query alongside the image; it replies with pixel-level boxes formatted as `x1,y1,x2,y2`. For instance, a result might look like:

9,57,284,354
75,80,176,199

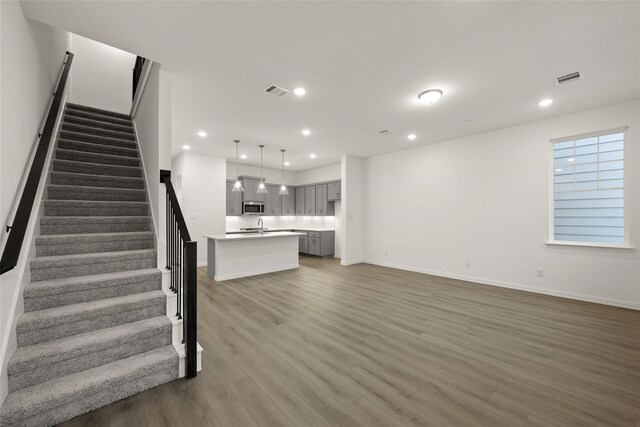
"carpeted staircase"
0,103,178,427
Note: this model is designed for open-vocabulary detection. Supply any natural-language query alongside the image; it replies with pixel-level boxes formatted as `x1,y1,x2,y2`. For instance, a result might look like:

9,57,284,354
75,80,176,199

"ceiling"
22,1,640,171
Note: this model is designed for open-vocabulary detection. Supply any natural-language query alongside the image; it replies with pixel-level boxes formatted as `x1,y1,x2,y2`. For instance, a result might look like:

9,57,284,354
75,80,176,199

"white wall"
363,99,640,309
0,1,70,404
341,155,365,265
69,34,135,114
226,161,296,186
133,63,172,267
174,152,226,265
294,163,341,185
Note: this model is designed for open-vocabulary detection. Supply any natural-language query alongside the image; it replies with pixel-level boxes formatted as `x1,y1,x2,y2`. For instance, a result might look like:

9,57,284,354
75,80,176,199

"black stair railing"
0,51,74,275
160,169,198,378
132,56,146,101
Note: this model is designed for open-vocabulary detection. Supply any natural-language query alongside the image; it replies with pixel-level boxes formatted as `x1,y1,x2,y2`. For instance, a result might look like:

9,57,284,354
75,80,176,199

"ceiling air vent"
555,71,581,86
264,84,290,98
379,129,392,135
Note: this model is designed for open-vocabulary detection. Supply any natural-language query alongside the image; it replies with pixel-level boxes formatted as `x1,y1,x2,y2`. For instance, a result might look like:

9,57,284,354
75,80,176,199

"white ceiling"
22,1,640,171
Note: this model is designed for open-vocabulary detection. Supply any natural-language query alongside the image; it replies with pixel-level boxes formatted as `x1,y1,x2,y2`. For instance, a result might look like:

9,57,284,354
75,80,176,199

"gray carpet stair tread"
58,139,139,158
44,199,148,216
41,216,151,226
63,116,134,134
17,290,166,333
8,317,171,375
36,232,154,256
56,148,141,167
30,248,156,270
47,185,146,201
66,103,131,120
64,109,132,126
59,130,137,149
49,171,144,189
25,268,160,298
53,159,143,178
0,346,178,425
62,122,135,141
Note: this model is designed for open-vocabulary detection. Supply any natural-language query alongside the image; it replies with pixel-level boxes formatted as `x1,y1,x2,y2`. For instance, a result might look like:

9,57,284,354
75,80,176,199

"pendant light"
279,149,289,195
257,145,268,194
232,140,244,192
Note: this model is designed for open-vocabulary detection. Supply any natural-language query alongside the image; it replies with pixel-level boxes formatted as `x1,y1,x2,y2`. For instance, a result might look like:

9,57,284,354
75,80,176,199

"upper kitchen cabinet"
304,186,316,215
315,184,335,216
265,185,282,215
281,190,295,216
242,179,265,202
327,182,341,201
295,187,305,215
226,181,243,216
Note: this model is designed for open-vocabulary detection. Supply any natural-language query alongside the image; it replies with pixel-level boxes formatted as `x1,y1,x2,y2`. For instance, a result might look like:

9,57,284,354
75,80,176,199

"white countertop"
205,231,305,241
226,228,335,233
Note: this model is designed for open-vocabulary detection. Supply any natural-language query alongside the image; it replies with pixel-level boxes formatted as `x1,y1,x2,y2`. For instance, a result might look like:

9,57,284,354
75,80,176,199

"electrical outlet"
465,261,471,268
536,268,544,277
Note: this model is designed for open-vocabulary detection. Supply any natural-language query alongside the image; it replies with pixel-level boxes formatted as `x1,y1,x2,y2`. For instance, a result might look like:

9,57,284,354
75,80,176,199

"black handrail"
160,170,198,378
132,56,146,101
0,51,74,275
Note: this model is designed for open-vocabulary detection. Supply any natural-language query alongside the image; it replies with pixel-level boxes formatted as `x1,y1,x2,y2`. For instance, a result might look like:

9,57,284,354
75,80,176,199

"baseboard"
197,261,207,268
364,259,640,311
214,264,299,281
340,258,364,266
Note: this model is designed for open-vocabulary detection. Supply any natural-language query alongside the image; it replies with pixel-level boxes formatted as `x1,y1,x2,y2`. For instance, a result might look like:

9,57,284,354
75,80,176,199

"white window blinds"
552,129,625,244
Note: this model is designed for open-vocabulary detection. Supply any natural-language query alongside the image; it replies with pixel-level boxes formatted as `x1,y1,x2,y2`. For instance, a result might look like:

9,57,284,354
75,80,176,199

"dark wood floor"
59,257,640,427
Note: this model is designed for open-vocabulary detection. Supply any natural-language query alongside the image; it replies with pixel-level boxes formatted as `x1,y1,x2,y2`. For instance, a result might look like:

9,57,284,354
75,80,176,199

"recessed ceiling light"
538,99,553,107
418,89,443,104
302,129,311,136
407,134,417,141
310,153,317,159
568,158,575,162
293,87,306,96
555,168,563,172
182,145,191,150
284,161,290,166
240,154,247,159
197,131,207,137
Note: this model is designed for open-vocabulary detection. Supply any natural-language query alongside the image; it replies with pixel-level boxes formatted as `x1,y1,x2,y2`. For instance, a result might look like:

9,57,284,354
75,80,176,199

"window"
552,128,626,245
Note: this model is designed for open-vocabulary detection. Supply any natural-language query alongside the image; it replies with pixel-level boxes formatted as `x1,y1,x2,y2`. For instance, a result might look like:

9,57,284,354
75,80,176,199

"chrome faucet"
257,217,264,234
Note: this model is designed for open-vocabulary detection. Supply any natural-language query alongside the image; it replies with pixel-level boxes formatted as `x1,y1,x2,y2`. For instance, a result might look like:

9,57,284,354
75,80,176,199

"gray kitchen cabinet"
295,187,305,215
242,179,265,203
281,190,295,216
226,181,243,216
264,185,281,215
299,235,309,253
304,186,316,215
308,236,321,255
327,182,341,201
315,184,335,216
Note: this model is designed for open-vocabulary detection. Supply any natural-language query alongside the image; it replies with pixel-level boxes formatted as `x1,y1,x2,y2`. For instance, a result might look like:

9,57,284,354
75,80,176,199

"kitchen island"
205,232,303,281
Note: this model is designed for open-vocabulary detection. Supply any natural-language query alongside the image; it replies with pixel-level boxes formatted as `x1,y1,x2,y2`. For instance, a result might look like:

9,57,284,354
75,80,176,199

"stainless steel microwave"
243,201,265,215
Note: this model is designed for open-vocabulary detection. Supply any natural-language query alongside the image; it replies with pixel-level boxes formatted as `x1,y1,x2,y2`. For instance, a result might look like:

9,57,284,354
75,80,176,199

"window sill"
546,241,635,250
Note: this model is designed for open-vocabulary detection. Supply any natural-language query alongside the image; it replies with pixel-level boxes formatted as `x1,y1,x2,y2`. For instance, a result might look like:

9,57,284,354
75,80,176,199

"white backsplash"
226,215,336,231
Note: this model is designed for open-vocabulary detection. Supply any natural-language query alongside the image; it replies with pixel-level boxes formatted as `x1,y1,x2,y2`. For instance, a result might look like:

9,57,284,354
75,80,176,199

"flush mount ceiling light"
310,153,317,159
538,98,554,107
257,145,268,194
418,89,443,104
407,134,417,141
182,145,191,150
302,129,311,136
284,161,290,166
279,149,289,195
197,131,207,137
232,140,244,192
293,87,306,96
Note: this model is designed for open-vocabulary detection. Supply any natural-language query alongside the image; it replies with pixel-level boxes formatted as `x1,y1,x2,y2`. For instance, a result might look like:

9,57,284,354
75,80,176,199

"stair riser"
58,139,138,158
65,108,132,126
53,160,142,178
63,116,134,134
36,239,154,257
44,204,148,217
17,302,165,347
61,123,135,141
56,149,140,168
47,187,146,202
41,220,151,235
9,332,170,392
31,256,156,281
66,103,131,120
24,278,160,312
2,355,177,427
50,172,144,189
59,131,137,150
